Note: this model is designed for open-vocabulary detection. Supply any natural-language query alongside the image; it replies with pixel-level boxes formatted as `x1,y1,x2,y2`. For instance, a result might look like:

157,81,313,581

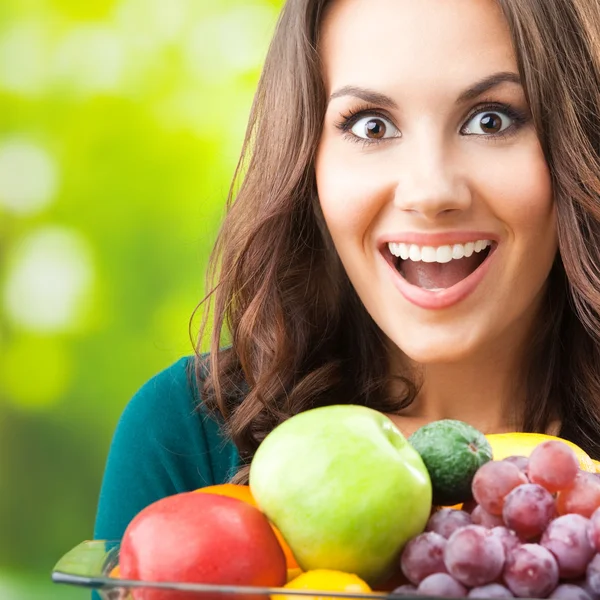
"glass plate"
51,541,399,600
52,540,547,600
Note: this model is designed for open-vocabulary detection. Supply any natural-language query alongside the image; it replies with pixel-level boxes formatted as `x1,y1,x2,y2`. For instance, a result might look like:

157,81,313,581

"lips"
396,245,493,290
379,235,499,310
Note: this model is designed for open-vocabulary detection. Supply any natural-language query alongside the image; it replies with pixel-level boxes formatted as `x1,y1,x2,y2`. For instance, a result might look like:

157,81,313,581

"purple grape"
472,461,528,516
444,525,505,587
427,508,472,539
502,456,529,477
529,441,580,493
541,514,595,578
400,531,447,585
572,577,600,600
417,573,467,597
489,527,521,555
550,584,593,600
472,505,505,529
502,483,556,539
586,553,600,595
391,584,418,596
503,543,559,598
557,472,600,518
468,583,514,598
589,507,600,552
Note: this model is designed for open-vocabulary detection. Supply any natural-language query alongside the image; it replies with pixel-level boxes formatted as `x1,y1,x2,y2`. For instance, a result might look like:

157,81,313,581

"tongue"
401,254,485,290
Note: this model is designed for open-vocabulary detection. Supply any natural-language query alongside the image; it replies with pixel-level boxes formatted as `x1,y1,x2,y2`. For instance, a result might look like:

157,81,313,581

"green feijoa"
409,419,493,506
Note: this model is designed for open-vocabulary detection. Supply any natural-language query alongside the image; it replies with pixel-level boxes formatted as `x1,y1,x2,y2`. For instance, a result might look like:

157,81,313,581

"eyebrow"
328,86,398,109
328,72,522,108
456,71,521,103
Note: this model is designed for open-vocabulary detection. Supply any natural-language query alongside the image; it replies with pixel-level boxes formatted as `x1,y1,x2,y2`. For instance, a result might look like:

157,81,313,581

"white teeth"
421,247,437,263
452,244,465,259
388,239,492,263
436,245,453,263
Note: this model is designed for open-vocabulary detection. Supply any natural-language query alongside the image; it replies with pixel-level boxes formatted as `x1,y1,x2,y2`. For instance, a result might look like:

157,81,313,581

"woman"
94,0,600,543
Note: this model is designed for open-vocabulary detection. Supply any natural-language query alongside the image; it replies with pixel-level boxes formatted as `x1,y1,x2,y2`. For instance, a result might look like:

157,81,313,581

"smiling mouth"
386,240,496,290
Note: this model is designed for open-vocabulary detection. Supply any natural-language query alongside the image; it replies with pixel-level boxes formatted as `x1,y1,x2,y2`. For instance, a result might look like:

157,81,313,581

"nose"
392,137,471,220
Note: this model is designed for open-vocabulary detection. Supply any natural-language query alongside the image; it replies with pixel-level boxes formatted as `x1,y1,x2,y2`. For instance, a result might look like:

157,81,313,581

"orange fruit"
485,433,596,472
108,564,120,578
195,484,299,569
196,484,258,506
280,569,373,600
287,568,303,583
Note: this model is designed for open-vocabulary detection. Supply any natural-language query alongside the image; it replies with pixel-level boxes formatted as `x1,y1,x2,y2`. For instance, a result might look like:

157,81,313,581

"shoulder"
118,355,239,479
94,355,240,540
120,355,218,431
121,355,198,427
114,356,201,461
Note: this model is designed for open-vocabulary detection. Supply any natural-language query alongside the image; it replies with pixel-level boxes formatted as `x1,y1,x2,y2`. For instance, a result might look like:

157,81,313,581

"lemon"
485,433,595,472
278,569,373,600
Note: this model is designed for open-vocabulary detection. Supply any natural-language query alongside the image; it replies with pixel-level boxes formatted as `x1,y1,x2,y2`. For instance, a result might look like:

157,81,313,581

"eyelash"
334,106,394,147
334,101,529,146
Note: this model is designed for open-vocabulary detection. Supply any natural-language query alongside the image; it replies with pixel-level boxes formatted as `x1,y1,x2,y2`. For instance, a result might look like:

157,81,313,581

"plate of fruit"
52,406,600,600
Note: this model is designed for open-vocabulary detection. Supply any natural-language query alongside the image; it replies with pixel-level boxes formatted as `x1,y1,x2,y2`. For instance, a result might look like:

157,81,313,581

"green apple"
249,404,432,584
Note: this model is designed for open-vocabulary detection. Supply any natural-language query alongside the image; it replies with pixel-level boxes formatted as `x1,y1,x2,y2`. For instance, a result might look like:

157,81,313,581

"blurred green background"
0,0,282,597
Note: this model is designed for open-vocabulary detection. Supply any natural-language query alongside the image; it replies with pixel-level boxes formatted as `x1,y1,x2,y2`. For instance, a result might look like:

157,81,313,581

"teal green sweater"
93,356,240,541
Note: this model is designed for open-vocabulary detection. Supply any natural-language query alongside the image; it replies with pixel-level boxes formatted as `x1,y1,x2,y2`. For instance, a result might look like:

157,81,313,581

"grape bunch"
396,441,600,598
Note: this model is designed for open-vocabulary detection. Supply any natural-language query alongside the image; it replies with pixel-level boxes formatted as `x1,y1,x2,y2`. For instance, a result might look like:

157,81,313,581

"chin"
392,329,482,366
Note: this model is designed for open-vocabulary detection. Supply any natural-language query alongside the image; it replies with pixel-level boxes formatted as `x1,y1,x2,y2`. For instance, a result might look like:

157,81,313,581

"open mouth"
385,239,497,291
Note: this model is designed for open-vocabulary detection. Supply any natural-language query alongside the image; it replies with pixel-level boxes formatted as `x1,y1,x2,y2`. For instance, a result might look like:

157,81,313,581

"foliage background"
0,0,282,597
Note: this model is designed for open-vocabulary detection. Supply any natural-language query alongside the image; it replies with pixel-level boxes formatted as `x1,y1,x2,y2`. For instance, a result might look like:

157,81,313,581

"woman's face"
315,0,557,365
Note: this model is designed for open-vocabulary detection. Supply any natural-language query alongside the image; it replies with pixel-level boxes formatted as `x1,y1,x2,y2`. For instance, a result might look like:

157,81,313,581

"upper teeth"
388,239,492,263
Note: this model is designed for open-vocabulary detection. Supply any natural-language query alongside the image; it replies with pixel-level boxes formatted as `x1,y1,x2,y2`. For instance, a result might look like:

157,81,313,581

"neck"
385,308,543,439
390,356,524,438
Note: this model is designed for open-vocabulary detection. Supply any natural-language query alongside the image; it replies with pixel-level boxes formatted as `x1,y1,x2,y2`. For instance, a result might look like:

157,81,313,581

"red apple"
119,492,287,600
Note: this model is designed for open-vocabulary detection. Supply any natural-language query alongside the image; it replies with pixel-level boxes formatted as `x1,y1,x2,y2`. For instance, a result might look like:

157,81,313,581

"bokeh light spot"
1,335,71,410
0,139,59,215
0,22,50,94
186,5,278,83
3,227,95,333
116,0,189,46
53,25,125,94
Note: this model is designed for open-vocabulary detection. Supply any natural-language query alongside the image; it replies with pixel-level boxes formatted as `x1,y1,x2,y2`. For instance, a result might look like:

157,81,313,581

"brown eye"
479,113,503,133
462,110,512,136
365,118,386,139
350,115,399,140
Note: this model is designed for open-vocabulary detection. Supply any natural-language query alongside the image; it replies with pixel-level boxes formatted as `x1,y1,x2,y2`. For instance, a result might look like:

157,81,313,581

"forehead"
319,0,517,95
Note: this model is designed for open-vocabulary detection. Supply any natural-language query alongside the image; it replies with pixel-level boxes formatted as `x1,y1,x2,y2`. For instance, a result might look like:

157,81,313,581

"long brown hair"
194,0,600,481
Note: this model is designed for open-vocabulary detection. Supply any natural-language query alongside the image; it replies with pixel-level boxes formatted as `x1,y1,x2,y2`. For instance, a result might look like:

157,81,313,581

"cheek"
315,143,390,243
476,141,555,238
